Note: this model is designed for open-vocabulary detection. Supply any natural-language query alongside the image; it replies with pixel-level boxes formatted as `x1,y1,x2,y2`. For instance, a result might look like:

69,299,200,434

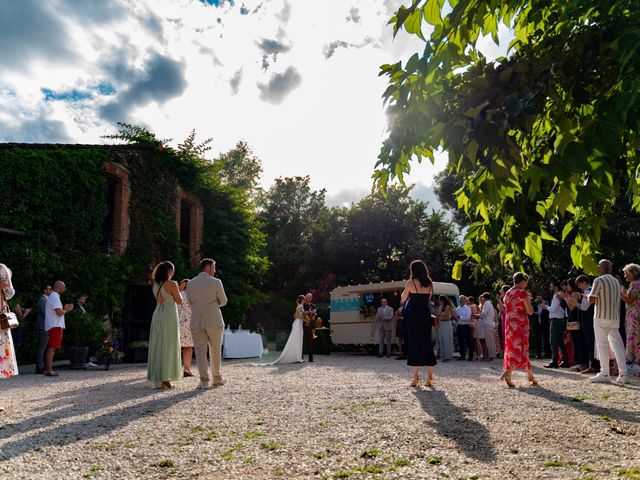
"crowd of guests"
377,259,640,388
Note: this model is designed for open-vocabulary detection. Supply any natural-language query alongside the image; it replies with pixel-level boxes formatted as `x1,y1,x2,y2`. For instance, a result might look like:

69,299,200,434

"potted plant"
64,311,104,369
125,340,149,363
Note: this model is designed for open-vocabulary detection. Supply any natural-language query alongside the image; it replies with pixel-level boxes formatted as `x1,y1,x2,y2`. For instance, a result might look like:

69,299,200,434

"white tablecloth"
223,332,264,359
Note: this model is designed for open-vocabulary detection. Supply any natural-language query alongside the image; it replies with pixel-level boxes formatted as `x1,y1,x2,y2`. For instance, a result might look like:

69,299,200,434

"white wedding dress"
253,305,304,365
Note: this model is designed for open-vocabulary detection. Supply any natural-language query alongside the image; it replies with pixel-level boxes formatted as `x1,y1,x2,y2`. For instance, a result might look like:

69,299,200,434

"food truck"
329,281,460,345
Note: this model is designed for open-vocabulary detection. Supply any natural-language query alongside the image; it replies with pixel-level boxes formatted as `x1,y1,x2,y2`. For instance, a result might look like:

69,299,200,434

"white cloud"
0,0,511,205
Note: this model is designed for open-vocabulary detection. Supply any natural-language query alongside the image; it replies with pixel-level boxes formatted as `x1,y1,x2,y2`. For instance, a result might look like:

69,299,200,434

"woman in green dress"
148,261,183,389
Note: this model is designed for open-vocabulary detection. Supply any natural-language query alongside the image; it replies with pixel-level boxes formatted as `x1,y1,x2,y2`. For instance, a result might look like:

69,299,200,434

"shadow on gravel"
413,389,496,463
519,385,640,424
0,387,204,460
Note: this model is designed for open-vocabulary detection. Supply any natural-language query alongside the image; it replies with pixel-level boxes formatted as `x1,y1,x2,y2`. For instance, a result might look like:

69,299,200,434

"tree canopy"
374,0,640,279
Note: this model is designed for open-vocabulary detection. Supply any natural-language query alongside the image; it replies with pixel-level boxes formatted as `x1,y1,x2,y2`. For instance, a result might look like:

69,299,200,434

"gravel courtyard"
0,354,638,480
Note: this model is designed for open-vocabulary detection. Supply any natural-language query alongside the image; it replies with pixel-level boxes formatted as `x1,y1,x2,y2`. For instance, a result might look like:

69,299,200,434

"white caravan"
329,281,460,345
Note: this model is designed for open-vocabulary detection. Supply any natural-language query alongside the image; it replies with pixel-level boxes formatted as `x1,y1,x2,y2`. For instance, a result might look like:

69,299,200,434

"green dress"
147,283,182,382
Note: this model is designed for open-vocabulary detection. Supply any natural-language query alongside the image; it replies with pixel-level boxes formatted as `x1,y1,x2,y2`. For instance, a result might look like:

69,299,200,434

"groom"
187,258,228,389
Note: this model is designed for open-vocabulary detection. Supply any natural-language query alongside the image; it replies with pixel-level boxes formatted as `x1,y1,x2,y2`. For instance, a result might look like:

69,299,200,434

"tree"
213,141,263,196
374,0,640,279
433,169,469,228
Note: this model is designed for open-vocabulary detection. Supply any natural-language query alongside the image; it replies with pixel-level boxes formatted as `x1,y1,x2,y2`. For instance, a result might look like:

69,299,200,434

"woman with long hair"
148,261,183,389
0,263,19,411
402,260,436,387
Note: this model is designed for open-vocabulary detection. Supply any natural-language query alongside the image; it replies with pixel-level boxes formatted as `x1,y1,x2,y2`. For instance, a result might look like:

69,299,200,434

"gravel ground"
0,354,639,480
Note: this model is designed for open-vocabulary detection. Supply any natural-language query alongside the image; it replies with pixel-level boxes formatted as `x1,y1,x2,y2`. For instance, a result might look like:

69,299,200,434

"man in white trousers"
588,259,627,384
187,258,228,389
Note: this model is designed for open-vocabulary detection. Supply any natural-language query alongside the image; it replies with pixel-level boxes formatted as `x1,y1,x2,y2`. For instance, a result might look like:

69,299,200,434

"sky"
0,0,509,208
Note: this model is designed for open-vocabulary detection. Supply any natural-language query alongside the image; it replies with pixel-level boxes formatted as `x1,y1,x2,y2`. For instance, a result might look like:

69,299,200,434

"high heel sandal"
527,374,538,386
500,371,515,388
161,381,173,389
424,378,433,388
410,376,420,388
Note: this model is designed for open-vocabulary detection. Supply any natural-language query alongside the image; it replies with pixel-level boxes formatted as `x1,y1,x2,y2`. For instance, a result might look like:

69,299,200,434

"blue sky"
0,0,509,207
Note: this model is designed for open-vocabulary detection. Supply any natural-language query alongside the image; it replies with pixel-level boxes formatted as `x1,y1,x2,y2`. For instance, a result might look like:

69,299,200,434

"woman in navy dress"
402,260,437,387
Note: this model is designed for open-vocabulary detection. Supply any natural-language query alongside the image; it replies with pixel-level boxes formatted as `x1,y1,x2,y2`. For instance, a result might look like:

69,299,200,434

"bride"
254,295,304,365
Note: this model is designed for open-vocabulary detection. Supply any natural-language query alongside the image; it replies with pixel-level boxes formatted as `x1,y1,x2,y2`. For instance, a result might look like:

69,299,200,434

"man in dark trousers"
303,293,316,363
35,285,52,374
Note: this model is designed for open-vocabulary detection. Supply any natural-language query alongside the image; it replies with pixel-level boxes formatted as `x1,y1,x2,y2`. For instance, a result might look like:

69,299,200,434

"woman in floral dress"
502,272,536,387
1,263,19,411
178,279,194,377
621,263,640,377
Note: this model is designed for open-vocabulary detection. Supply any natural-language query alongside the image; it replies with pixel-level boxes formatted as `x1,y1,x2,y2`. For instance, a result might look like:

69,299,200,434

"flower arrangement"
96,337,120,369
303,310,316,325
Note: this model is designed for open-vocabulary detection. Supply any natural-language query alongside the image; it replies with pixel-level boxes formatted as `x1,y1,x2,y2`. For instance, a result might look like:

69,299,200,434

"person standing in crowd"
435,295,454,361
468,296,480,360
303,293,316,363
148,261,183,389
576,275,599,374
44,281,74,377
34,285,52,374
177,279,195,377
375,298,394,358
535,295,551,359
0,263,19,403
394,306,405,359
502,272,537,387
544,281,570,368
74,294,87,314
476,293,496,361
455,295,474,361
187,258,227,388
403,260,436,387
497,285,510,351
620,263,640,377
563,278,588,371
588,259,628,384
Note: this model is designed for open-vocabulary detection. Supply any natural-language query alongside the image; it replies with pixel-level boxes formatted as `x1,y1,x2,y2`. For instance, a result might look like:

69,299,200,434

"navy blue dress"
406,292,437,367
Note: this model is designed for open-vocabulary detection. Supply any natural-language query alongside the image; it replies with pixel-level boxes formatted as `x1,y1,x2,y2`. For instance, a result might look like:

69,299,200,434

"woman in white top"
475,292,497,361
177,279,195,377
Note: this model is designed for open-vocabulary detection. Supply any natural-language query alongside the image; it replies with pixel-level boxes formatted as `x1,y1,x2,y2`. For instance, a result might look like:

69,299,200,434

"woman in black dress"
402,260,437,387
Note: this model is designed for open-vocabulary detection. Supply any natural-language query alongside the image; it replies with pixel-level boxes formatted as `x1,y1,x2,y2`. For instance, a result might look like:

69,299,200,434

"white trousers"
594,322,627,376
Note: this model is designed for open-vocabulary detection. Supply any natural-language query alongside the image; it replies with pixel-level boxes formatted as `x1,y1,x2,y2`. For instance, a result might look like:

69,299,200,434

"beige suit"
186,272,228,383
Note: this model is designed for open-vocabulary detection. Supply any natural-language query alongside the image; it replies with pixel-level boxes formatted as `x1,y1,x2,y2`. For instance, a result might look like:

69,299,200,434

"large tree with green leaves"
374,0,640,279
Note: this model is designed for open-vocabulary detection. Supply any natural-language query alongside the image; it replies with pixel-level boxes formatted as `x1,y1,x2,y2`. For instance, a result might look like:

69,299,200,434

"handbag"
0,290,18,330
566,321,580,331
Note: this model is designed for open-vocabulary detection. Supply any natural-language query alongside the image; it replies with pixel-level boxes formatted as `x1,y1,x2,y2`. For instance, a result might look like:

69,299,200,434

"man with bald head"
44,281,74,377
588,260,627,384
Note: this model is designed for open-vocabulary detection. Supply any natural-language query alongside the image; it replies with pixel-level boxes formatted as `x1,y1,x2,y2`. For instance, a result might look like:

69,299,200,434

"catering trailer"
329,281,460,345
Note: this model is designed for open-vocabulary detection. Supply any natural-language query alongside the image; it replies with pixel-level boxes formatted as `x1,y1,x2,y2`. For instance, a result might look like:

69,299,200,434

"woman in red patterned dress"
501,272,536,387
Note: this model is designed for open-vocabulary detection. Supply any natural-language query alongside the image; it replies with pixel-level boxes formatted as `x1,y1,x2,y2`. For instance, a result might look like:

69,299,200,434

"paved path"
1,355,638,479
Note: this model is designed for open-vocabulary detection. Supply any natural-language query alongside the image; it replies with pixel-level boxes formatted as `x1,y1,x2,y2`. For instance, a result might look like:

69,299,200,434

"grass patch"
428,457,442,465
83,465,103,478
353,465,383,474
468,476,480,480
274,469,284,477
243,431,264,440
394,459,410,467
190,426,206,434
220,452,234,462
261,441,280,451
360,449,380,459
570,395,588,403
204,431,218,441
602,394,611,400
157,460,175,468
580,466,594,472
615,467,640,479
314,452,327,460
602,416,611,421
333,472,351,479
177,439,193,447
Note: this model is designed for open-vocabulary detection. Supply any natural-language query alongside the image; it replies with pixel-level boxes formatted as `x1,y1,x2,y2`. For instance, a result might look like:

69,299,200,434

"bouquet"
303,309,316,326
97,337,120,369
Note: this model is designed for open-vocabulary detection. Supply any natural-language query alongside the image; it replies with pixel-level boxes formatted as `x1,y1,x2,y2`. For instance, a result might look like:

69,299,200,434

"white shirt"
455,305,472,325
45,291,65,331
548,293,565,319
578,286,592,312
478,300,496,327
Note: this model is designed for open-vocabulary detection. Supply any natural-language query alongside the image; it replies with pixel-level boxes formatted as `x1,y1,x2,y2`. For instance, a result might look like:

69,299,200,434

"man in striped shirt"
588,259,627,384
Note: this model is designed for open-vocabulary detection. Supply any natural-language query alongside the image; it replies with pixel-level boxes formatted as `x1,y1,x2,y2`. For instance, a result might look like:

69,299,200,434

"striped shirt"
590,274,621,328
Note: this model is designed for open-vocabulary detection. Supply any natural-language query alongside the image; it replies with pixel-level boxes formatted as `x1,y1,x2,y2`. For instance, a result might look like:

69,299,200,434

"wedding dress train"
253,306,304,365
